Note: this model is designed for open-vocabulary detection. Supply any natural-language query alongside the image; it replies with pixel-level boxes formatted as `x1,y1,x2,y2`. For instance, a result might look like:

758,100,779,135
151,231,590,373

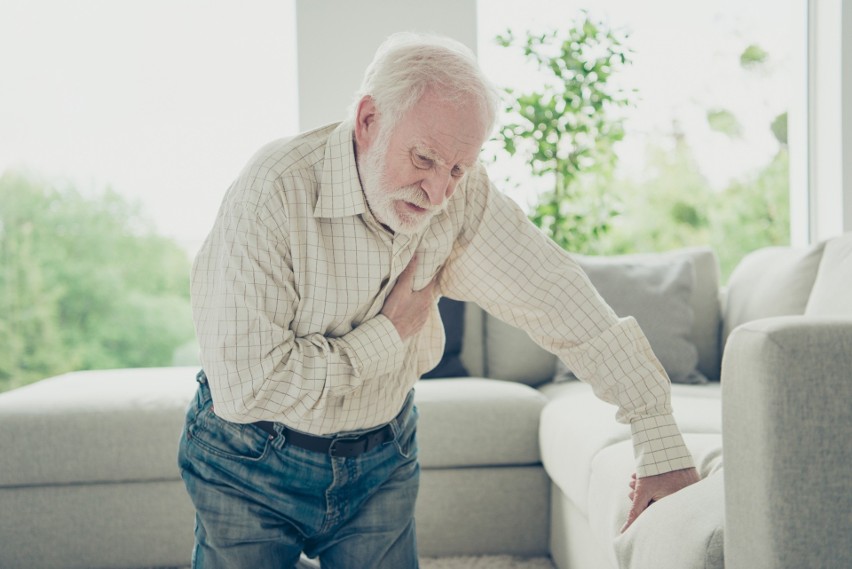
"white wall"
789,0,811,246
295,0,477,131
809,0,852,241
843,1,852,234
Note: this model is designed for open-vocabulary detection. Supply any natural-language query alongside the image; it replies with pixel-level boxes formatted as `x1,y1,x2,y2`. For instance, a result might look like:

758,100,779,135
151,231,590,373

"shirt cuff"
630,413,696,477
339,314,406,381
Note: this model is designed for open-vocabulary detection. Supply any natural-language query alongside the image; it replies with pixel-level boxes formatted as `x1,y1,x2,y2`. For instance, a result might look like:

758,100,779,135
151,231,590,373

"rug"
420,556,556,569
171,554,556,568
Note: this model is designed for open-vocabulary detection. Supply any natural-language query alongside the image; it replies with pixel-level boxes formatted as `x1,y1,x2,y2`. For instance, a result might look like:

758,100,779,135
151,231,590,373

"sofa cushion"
0,367,198,487
612,471,724,569
805,231,852,317
481,316,556,387
593,437,724,569
677,248,722,380
723,242,826,343
556,252,705,384
484,247,721,386
0,370,545,485
415,378,546,468
538,381,721,518
582,247,721,381
540,379,725,569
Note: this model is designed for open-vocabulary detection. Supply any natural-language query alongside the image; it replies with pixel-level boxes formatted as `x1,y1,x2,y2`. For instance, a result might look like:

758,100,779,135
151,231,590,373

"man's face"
359,90,487,234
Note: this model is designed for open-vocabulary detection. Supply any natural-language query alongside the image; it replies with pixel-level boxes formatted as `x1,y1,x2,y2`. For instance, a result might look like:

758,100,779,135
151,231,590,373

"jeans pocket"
187,407,272,463
393,405,419,459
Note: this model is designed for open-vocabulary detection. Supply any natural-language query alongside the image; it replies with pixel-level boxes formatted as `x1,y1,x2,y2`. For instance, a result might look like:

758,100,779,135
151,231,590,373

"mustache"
392,185,443,212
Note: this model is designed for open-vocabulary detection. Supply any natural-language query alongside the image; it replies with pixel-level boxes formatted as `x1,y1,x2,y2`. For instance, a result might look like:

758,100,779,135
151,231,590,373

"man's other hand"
381,255,439,340
620,467,700,532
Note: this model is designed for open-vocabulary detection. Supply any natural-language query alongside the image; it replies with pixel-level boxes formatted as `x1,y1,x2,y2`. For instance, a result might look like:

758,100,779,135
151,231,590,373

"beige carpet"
174,554,557,568
292,555,556,568
296,557,556,568
421,555,556,568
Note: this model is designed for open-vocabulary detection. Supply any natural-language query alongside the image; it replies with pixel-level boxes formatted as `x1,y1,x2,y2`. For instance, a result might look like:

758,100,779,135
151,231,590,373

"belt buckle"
329,435,366,458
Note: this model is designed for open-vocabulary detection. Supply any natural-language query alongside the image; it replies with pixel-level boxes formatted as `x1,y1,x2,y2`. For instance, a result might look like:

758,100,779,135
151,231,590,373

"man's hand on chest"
380,255,440,340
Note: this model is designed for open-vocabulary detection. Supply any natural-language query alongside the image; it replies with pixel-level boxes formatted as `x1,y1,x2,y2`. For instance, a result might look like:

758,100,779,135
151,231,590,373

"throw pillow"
421,297,469,379
555,253,707,384
483,315,559,386
722,241,826,343
805,231,852,317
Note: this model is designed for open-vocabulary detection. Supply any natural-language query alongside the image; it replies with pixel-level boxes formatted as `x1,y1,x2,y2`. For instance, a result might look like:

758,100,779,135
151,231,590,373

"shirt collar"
314,121,368,219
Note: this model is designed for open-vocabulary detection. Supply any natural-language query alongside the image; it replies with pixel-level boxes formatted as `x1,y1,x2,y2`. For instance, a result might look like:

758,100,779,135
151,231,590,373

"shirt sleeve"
439,166,695,477
191,202,406,425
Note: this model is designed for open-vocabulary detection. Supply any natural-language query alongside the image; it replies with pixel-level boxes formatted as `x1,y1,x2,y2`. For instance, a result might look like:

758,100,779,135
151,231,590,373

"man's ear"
354,96,380,152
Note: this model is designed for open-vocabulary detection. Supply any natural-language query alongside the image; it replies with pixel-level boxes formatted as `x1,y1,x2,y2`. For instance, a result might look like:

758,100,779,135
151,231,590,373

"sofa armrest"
721,316,852,569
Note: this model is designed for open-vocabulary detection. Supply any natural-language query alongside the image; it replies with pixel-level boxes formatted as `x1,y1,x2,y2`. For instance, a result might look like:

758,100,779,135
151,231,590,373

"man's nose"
420,168,453,206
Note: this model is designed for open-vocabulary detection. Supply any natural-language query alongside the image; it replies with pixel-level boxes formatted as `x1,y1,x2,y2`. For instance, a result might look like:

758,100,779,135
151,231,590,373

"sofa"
1,233,850,569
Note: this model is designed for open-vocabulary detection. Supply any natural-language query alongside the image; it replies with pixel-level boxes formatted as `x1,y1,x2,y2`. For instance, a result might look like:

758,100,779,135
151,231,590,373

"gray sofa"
1,233,850,569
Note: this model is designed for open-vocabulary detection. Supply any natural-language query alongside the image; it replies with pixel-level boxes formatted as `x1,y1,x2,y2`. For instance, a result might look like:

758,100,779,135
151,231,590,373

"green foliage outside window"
495,13,633,254
0,172,196,392
600,135,789,278
494,17,790,280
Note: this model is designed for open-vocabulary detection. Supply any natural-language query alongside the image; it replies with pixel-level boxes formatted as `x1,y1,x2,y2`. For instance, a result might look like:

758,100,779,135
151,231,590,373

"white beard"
359,135,443,235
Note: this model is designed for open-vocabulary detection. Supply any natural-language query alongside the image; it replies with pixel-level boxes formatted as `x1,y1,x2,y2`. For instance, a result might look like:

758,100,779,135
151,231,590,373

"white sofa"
1,234,850,569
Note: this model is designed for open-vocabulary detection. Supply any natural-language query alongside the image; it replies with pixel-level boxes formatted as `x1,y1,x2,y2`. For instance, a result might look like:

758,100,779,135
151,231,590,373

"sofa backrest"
722,242,826,344
460,247,723,385
722,231,852,344
803,231,852,317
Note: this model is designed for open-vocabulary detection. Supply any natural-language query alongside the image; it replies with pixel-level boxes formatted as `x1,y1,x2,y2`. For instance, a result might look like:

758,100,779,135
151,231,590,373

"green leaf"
770,112,788,145
706,108,743,138
740,44,769,69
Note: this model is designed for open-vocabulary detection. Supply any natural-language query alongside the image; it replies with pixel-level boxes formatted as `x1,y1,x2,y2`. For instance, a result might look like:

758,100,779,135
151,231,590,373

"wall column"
808,0,852,241
295,0,478,132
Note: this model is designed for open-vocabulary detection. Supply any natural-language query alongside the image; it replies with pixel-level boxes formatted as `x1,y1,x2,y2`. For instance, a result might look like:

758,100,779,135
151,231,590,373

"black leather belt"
253,421,395,458
196,369,406,459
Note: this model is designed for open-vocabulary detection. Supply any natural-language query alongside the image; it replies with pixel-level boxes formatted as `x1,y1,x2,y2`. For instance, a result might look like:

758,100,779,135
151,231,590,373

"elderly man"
178,32,699,569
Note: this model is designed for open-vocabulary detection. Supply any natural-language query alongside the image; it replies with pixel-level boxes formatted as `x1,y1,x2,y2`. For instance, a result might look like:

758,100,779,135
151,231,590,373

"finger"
621,502,641,533
621,496,644,533
621,491,651,533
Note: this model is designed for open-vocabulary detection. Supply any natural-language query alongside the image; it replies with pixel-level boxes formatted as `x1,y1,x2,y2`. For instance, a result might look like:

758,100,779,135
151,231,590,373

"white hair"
350,32,499,136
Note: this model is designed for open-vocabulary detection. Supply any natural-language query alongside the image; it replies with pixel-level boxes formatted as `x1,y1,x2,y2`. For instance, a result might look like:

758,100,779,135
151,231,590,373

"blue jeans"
177,379,420,569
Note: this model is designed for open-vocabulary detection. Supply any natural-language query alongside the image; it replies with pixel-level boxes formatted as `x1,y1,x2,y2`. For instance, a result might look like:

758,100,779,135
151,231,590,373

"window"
0,1,298,391
1,0,298,254
478,0,799,278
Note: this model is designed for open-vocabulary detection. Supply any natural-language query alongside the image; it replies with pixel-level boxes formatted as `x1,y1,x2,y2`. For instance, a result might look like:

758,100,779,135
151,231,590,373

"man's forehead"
409,134,482,167
400,95,486,165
